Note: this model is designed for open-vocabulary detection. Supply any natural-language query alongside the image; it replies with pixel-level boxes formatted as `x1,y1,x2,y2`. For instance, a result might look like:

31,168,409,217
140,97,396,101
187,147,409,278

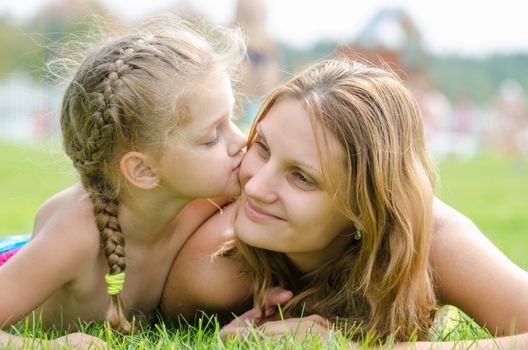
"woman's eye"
254,138,270,157
292,171,317,189
294,172,311,184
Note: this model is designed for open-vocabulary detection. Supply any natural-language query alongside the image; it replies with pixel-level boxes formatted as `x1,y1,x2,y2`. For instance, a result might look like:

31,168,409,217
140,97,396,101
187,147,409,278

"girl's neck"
117,188,191,244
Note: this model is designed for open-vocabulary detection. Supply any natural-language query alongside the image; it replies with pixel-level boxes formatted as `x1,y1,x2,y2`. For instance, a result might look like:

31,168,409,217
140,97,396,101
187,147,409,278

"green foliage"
0,1,112,80
0,17,46,77
428,53,528,103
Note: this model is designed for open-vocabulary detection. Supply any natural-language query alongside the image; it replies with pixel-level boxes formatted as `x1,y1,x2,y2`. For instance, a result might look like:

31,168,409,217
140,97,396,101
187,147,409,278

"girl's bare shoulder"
31,183,100,258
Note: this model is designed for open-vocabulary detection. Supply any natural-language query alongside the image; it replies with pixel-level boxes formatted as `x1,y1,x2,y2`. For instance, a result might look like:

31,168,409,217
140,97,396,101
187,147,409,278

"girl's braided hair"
60,16,246,332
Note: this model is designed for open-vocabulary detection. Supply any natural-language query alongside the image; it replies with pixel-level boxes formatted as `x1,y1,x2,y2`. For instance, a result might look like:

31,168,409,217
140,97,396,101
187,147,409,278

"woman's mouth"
243,198,283,221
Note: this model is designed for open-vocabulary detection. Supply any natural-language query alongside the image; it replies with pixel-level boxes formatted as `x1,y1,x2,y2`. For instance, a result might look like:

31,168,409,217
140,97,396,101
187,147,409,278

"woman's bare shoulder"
161,201,251,321
431,197,528,334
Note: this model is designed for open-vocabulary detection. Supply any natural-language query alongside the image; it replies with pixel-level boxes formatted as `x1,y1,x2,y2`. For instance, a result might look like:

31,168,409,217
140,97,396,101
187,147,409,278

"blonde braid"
92,53,132,333
65,48,134,333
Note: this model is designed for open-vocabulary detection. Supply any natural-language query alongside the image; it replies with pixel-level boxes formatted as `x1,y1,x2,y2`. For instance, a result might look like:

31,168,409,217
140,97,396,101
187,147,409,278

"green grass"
4,310,493,349
436,154,528,269
0,140,76,236
0,140,526,348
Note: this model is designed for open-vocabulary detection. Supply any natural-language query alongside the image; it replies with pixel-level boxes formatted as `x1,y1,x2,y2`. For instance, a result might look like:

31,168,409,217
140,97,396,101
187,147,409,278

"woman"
161,59,528,347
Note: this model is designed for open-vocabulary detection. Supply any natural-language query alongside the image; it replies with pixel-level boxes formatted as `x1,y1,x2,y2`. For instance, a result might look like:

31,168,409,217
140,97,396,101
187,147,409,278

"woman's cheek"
238,148,258,185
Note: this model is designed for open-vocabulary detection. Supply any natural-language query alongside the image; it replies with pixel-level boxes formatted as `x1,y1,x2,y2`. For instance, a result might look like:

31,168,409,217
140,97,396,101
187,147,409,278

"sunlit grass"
436,154,528,269
3,310,493,349
0,139,75,236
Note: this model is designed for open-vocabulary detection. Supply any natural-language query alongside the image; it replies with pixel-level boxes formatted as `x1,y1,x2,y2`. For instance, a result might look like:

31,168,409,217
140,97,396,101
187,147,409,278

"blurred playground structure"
0,0,527,158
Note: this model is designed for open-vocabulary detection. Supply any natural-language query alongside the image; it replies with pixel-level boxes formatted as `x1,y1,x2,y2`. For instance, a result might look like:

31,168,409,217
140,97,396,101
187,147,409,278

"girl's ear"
119,151,159,190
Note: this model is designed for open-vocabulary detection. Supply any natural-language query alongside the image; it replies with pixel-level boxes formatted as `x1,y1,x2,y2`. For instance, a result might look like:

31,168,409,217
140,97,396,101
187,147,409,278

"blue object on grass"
0,234,31,253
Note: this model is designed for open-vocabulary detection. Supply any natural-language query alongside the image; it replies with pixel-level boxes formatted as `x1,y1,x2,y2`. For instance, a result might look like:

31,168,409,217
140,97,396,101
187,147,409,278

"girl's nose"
228,122,247,156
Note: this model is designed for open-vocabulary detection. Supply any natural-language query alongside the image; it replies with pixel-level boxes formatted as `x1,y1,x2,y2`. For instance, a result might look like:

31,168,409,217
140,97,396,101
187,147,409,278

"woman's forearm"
392,333,528,350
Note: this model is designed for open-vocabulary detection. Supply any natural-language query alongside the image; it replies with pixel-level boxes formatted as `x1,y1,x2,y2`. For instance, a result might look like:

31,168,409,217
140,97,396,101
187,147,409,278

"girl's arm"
0,203,100,331
1,331,105,349
431,198,528,334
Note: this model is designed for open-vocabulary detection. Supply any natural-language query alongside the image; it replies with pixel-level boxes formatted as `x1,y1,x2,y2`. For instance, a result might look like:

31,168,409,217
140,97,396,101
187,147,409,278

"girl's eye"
202,135,219,147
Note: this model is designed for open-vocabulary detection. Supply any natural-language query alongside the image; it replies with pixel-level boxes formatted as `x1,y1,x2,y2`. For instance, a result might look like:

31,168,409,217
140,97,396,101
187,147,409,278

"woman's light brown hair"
237,59,437,341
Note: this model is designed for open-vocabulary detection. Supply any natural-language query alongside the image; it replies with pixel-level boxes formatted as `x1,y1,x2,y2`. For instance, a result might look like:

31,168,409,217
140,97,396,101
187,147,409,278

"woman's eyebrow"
255,124,267,141
292,160,322,178
256,123,321,177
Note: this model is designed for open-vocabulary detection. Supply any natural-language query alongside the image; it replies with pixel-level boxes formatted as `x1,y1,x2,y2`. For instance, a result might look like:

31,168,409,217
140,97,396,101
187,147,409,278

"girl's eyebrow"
199,110,230,134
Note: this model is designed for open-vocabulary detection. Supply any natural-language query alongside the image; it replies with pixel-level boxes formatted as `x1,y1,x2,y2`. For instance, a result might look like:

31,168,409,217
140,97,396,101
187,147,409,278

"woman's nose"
243,162,278,203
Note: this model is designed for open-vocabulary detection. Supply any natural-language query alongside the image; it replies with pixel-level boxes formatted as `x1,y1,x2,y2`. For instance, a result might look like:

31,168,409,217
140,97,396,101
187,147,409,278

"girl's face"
234,96,351,272
156,73,246,199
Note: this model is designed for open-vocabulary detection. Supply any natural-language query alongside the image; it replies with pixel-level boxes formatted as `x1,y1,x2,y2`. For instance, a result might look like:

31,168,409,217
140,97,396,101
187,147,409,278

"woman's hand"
221,314,331,340
219,285,330,341
220,286,293,339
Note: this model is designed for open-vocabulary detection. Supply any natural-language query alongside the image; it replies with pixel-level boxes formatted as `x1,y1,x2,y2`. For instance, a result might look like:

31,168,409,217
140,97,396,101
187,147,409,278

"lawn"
0,139,526,348
436,154,528,269
0,140,76,237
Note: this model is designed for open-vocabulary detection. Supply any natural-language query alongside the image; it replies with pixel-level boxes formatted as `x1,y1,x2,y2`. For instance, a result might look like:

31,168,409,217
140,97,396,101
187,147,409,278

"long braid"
65,48,134,333
88,53,131,333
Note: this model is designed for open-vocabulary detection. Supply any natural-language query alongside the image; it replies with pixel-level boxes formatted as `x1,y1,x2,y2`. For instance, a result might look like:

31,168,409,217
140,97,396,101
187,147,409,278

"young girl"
0,16,246,347
161,59,528,348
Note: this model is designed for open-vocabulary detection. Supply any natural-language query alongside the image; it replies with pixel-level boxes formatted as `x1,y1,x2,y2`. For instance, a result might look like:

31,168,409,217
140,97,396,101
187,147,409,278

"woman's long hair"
236,59,437,341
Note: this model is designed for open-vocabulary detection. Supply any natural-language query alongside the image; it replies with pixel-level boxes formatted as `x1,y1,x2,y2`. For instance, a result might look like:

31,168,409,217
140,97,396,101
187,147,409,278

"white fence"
0,74,63,141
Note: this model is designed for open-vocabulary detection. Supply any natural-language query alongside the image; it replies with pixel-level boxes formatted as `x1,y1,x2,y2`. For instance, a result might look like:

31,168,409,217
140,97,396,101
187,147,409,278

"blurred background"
0,0,527,267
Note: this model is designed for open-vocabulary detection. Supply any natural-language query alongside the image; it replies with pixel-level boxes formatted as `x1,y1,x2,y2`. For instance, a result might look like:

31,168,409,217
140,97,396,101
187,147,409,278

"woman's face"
234,95,351,272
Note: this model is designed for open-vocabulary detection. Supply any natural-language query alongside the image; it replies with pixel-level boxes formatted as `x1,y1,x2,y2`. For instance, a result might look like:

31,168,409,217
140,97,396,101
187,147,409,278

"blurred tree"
0,0,118,79
429,53,528,104
0,16,46,76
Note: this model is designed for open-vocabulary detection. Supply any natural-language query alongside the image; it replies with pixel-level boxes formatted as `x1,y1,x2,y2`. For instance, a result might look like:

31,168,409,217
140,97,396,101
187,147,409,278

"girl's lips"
232,157,243,172
244,198,284,221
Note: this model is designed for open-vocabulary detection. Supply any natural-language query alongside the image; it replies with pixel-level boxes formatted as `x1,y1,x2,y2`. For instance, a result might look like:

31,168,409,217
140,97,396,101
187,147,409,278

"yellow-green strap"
105,272,126,296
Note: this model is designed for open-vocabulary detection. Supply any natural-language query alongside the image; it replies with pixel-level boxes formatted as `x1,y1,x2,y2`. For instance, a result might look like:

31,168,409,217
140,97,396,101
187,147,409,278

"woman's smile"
243,197,284,221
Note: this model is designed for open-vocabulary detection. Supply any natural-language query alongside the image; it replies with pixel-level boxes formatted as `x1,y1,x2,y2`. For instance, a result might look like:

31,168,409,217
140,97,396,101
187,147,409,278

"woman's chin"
234,215,263,248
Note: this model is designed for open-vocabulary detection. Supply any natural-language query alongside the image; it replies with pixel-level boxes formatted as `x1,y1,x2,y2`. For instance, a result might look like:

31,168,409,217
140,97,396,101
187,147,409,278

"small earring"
353,228,363,240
